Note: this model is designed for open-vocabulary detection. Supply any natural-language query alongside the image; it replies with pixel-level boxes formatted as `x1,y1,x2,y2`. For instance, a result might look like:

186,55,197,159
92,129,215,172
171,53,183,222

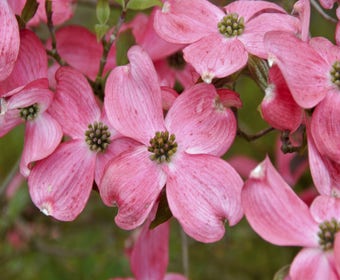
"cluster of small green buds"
85,121,111,152
330,61,340,88
20,103,40,121
148,131,178,163
318,218,340,251
218,13,245,38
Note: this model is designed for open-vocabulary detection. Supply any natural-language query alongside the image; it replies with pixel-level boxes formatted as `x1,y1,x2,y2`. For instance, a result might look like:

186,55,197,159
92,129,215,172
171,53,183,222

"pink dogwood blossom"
0,30,62,177
0,0,20,81
243,157,340,279
101,46,243,243
154,0,299,83
28,67,136,221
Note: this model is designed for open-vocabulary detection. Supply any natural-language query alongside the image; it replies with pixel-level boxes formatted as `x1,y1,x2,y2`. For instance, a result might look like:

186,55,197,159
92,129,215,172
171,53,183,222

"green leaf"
96,0,110,25
95,24,110,41
17,0,39,28
127,0,162,10
115,29,136,66
273,265,290,280
150,190,173,229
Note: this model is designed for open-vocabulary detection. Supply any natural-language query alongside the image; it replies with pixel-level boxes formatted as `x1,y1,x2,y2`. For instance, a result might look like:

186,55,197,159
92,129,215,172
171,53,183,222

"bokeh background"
0,0,336,279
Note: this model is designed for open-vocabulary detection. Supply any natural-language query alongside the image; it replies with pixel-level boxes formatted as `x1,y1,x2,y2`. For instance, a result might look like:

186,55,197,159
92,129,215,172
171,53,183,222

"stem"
311,0,337,23
45,0,67,66
237,126,275,142
93,0,130,99
181,228,189,278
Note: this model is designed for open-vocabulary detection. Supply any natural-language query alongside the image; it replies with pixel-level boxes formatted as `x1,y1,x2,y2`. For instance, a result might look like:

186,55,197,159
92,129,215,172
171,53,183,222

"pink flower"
28,67,137,221
154,0,298,83
0,0,20,81
0,30,62,177
101,46,243,243
242,157,340,279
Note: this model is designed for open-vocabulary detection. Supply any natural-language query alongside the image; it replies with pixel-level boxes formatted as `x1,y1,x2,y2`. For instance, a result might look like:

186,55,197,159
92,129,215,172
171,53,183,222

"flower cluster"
1,0,340,278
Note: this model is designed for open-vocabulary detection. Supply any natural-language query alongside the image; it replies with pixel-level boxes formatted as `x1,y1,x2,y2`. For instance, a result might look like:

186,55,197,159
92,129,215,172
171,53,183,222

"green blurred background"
0,0,336,279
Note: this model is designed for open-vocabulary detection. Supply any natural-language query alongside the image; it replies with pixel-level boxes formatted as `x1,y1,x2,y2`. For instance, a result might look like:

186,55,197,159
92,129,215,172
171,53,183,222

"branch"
237,127,275,141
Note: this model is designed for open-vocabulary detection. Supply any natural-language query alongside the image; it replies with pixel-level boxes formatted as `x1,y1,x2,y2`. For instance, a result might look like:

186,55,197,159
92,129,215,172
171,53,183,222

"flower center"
317,218,340,251
167,51,186,70
19,103,40,121
218,13,245,38
330,61,340,88
148,131,178,163
85,121,111,152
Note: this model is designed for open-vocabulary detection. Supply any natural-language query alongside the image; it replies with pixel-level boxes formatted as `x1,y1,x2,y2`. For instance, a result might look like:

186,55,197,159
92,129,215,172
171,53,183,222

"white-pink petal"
264,31,330,108
28,140,96,221
242,157,319,247
105,46,165,144
290,248,338,280
154,0,223,44
166,153,243,243
0,0,20,81
183,34,248,82
99,146,167,230
20,112,62,177
165,83,236,156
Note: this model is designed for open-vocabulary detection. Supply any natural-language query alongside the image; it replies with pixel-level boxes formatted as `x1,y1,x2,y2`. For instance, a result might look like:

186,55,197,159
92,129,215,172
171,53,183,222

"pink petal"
130,219,169,280
48,26,103,80
307,124,340,196
224,0,286,22
293,0,311,42
335,233,340,275
311,93,340,165
166,153,243,243
0,107,22,137
105,46,165,144
228,155,258,179
50,67,101,139
290,248,338,280
0,30,47,94
184,34,247,83
20,112,62,177
164,274,187,280
318,0,337,9
160,86,178,111
165,83,237,157
154,0,224,44
28,140,96,221
310,195,340,223
0,0,20,81
336,21,340,46
99,146,167,230
309,37,340,65
95,137,140,185
138,9,184,61
217,88,242,108
6,80,53,111
261,66,303,132
242,157,319,247
241,13,299,58
264,31,330,108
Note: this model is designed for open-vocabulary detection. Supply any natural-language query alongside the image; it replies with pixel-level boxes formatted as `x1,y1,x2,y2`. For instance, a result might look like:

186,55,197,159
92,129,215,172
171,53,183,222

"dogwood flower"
101,46,243,243
0,30,62,177
28,67,137,221
154,0,299,83
243,157,340,279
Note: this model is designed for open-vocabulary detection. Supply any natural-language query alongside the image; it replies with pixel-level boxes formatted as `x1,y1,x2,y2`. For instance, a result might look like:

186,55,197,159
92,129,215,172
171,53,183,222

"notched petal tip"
202,72,214,84
40,202,52,216
250,161,266,179
162,2,170,13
